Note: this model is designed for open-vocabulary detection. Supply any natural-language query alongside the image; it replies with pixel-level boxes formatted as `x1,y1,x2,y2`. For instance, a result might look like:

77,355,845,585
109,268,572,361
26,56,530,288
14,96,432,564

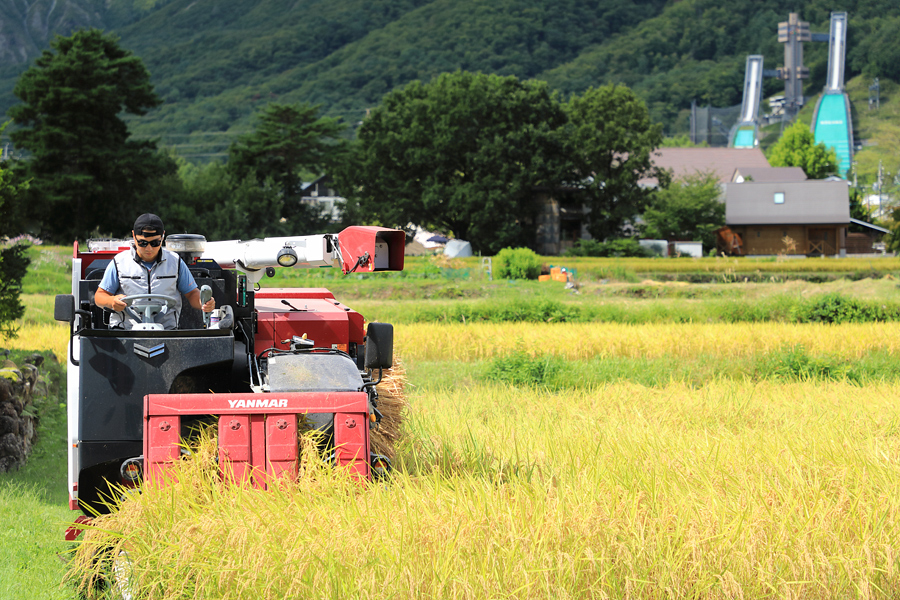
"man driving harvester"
94,213,215,330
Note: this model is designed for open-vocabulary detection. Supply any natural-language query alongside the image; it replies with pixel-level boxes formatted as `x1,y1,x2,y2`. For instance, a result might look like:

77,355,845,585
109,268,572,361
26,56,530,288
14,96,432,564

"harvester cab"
55,226,404,519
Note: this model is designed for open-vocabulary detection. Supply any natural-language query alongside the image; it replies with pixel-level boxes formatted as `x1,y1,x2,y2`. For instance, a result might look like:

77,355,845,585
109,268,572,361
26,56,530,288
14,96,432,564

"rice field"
395,322,900,361
71,379,900,599
3,323,68,360
7,280,900,598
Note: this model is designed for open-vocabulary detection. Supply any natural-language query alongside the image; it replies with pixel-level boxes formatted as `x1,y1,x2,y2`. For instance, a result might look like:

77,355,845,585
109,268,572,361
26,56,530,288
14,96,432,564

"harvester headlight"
120,457,143,483
276,246,298,267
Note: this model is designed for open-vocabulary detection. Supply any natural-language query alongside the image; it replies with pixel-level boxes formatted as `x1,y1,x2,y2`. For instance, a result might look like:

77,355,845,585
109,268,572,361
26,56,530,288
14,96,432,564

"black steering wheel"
120,294,178,324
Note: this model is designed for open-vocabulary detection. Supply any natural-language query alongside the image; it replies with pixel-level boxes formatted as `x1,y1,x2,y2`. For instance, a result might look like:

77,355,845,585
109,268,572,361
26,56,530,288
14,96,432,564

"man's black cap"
133,214,164,236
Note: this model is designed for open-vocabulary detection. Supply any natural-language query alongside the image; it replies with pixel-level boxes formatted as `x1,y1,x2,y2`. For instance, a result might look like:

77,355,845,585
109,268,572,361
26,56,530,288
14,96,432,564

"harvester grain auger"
54,226,405,533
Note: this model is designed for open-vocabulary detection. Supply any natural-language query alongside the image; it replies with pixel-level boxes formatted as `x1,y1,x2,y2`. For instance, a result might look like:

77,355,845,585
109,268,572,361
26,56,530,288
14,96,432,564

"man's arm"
184,288,215,312
94,287,128,312
95,261,127,312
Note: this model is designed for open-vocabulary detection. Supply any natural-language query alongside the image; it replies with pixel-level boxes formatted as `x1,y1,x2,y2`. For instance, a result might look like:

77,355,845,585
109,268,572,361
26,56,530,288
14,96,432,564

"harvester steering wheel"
120,294,178,324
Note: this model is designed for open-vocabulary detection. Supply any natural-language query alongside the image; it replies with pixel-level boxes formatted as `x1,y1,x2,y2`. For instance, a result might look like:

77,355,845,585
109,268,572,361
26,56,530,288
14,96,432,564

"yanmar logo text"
227,398,289,409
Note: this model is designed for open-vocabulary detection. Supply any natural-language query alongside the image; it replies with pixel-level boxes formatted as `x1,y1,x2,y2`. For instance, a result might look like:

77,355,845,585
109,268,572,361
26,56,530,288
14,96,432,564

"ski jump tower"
730,55,764,148
810,11,853,177
777,13,811,121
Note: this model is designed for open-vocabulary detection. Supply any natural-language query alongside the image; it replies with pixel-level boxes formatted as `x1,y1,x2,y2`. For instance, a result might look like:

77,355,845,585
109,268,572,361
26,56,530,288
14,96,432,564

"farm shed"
723,180,850,256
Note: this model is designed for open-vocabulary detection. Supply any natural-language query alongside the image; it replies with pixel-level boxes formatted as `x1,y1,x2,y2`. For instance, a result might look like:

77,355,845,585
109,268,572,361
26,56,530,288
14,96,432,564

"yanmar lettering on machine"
227,398,289,409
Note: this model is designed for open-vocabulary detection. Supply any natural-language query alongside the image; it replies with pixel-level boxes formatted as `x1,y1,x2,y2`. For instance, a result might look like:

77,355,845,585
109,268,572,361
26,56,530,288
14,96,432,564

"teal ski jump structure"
811,12,853,177
730,55,764,148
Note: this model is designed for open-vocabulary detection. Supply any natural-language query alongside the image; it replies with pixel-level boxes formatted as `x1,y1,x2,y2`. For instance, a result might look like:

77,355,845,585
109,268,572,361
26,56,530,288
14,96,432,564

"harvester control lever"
283,335,315,351
281,299,303,311
200,285,213,328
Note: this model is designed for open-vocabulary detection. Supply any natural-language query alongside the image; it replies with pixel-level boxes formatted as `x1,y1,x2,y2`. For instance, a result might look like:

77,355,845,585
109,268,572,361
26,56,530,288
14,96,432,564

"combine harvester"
811,11,853,177
55,227,405,534
730,55,765,148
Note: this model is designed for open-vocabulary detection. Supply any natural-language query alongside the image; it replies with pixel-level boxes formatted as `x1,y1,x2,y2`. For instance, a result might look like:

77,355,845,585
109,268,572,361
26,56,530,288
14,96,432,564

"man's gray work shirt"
98,245,197,329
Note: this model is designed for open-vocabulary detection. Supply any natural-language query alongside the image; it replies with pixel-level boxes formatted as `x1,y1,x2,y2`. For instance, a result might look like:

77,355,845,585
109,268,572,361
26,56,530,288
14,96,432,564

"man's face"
133,231,164,262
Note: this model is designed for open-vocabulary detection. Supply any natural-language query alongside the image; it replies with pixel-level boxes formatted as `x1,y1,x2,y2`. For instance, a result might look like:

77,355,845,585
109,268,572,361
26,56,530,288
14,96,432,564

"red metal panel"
144,392,372,486
65,515,92,541
218,415,252,484
250,415,266,489
337,226,405,273
255,288,335,300
334,411,370,479
145,392,368,416
254,298,356,351
255,311,279,354
144,415,181,484
266,414,299,480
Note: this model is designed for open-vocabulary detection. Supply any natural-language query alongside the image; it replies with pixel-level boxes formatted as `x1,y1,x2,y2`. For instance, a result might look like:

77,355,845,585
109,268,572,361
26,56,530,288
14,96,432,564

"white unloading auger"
167,226,406,284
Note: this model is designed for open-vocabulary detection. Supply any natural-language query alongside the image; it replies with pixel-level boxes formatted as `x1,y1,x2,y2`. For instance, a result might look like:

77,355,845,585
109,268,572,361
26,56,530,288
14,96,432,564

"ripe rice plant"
67,380,900,599
395,322,900,362
3,323,68,359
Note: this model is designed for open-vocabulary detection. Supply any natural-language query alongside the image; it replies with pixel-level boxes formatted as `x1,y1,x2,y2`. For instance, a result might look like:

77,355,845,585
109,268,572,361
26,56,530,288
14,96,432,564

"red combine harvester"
54,226,404,531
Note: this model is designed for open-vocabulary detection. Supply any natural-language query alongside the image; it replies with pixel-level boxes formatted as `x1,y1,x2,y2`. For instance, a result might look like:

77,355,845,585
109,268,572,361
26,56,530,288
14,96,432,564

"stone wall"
0,354,52,473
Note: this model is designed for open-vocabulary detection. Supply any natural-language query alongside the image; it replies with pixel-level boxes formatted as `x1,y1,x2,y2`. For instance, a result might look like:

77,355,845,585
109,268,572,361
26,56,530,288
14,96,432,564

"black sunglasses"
136,238,163,248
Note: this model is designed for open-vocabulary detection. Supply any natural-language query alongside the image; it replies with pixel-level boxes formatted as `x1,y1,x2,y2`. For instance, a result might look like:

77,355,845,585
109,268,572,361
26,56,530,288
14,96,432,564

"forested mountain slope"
1,0,899,152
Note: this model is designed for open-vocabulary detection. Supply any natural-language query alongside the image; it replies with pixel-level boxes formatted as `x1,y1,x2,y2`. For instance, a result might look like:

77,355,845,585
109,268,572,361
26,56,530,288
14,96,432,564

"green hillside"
1,0,899,162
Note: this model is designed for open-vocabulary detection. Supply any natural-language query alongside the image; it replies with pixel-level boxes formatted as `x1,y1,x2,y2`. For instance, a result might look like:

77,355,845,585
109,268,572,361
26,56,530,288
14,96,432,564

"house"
299,175,344,222
723,180,850,256
536,148,777,255
643,147,771,185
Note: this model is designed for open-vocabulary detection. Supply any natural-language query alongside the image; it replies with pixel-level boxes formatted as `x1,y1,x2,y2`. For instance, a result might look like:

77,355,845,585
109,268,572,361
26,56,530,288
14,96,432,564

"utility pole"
869,78,880,110
877,160,884,217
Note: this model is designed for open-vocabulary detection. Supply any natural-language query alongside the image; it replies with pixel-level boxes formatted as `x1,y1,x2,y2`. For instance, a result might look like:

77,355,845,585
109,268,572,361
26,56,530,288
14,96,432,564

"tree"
135,161,334,240
564,84,666,241
767,121,838,180
0,137,30,340
9,29,175,241
640,172,724,252
228,103,345,200
336,70,569,254
848,188,873,233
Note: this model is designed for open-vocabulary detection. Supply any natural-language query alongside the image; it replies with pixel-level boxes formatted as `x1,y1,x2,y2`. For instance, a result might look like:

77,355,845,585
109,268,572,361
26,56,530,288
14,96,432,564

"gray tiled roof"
645,147,771,185
732,166,807,182
725,180,850,225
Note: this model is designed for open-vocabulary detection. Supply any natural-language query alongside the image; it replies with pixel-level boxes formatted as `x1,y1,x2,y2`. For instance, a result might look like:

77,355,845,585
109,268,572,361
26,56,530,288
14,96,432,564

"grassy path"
0,395,75,599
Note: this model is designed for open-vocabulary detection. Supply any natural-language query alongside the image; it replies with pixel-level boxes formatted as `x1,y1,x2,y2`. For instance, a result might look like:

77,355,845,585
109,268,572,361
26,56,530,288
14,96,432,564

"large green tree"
9,28,174,241
228,103,345,199
0,136,29,340
640,171,724,252
564,84,666,241
338,70,569,254
767,121,839,180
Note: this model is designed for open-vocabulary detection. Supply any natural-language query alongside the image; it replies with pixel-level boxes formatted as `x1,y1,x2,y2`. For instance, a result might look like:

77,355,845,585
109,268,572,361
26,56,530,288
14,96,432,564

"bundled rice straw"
369,356,408,460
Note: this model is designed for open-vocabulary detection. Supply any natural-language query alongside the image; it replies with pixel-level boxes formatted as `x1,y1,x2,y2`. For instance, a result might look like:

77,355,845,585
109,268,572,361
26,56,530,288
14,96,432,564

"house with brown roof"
723,179,850,256
537,148,781,255
643,147,771,185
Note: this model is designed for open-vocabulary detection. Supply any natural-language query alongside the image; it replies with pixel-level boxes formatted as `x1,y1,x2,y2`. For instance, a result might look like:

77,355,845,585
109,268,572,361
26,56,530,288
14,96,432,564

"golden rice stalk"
369,356,408,460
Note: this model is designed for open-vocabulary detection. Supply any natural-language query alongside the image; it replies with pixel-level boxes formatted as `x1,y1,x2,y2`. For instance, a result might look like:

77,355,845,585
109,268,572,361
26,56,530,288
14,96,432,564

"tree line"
0,28,847,339
2,29,842,255
3,29,676,256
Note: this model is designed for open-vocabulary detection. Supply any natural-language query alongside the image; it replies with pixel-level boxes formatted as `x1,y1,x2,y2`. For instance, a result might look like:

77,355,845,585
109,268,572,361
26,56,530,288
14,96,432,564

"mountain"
1,0,899,161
